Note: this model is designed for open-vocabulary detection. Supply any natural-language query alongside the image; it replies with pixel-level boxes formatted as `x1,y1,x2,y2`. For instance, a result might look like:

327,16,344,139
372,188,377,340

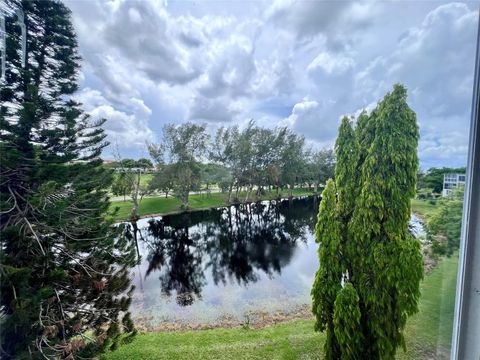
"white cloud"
253,58,294,97
356,3,477,111
187,96,244,123
307,52,355,75
265,0,379,52
352,2,477,167
75,89,153,149
64,0,478,168
286,99,340,145
196,34,257,99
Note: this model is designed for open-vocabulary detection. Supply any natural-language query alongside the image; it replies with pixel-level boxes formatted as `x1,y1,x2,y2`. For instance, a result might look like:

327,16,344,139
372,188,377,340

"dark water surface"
126,196,320,327
125,196,425,328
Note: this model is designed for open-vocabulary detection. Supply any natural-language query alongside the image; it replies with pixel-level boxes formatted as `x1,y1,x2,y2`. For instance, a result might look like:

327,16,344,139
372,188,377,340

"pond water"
124,196,425,329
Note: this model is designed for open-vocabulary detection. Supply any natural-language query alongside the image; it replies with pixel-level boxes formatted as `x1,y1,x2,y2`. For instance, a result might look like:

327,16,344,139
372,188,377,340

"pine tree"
312,84,423,359
0,1,137,358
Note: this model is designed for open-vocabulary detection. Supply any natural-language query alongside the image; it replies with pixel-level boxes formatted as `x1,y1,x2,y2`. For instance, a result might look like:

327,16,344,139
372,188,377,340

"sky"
64,0,479,169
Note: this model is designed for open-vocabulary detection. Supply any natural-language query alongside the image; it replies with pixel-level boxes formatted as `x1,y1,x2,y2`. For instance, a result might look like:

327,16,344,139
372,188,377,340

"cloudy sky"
65,0,479,169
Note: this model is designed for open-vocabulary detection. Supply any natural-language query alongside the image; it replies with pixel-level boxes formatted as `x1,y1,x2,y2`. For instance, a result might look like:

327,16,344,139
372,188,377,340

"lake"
123,196,425,330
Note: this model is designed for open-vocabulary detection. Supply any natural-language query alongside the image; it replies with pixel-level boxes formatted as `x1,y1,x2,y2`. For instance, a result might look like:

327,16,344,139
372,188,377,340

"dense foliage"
112,173,135,201
312,84,424,359
145,121,335,207
427,186,464,256
106,158,153,170
148,164,175,198
148,123,208,209
311,180,342,359
0,1,136,358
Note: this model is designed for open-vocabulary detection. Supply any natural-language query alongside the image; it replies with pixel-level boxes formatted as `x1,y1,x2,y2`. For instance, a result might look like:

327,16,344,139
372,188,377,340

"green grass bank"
111,192,437,223
110,188,317,221
102,254,458,360
411,198,438,219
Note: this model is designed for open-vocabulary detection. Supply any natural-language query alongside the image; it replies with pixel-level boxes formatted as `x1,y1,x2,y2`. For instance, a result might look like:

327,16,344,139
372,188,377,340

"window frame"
450,13,480,359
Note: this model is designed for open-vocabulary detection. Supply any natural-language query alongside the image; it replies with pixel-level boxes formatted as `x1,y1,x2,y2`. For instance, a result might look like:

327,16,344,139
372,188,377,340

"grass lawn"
102,255,458,360
111,190,438,223
111,173,153,188
110,188,317,221
140,174,154,186
411,199,438,219
399,255,458,359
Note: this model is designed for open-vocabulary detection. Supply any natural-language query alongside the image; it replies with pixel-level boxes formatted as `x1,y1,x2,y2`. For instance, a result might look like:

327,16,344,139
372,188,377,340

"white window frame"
451,13,480,360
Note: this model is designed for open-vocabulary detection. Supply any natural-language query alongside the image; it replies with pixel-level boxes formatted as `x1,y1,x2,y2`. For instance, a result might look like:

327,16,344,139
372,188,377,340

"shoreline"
114,192,321,222
133,305,314,333
114,194,432,223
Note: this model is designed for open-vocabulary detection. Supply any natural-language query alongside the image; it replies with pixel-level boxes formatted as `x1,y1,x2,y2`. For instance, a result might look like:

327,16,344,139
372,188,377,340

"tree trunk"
130,171,141,220
132,221,140,258
228,182,233,203
314,182,318,193
244,184,252,202
288,184,293,199
183,191,189,209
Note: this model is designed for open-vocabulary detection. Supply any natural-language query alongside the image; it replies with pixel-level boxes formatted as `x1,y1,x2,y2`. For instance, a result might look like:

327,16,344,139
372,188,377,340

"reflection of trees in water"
131,196,319,306
144,218,206,306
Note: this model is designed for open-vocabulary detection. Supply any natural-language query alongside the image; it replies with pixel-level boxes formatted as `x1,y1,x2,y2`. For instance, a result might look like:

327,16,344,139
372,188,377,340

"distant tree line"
113,121,335,217
209,121,335,202
416,167,466,257
105,158,154,172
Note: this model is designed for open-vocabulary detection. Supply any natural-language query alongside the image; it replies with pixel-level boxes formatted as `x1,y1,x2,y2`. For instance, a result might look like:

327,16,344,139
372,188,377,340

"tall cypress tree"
311,179,343,359
312,84,423,359
335,117,358,221
0,1,137,358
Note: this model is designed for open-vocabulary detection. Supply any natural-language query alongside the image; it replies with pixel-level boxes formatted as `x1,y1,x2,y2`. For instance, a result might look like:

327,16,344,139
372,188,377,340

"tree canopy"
428,185,465,256
142,121,335,206
148,123,208,209
0,1,136,358
312,84,423,359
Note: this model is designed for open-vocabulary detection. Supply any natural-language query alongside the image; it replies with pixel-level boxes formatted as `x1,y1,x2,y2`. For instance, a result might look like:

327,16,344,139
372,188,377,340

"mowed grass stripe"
103,254,458,360
109,188,318,221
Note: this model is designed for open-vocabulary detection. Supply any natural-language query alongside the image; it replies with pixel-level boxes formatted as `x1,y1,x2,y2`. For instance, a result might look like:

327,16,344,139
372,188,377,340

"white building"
442,173,466,197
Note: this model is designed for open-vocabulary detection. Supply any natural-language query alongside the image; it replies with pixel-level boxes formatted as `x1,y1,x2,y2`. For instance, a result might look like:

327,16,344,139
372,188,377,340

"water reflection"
129,197,318,307
124,196,425,326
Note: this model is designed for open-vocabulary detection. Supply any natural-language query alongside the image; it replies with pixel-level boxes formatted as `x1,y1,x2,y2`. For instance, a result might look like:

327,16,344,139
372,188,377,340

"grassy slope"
112,173,153,185
399,255,458,359
411,199,438,219
110,188,317,221
111,189,436,222
103,320,323,360
102,255,458,360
